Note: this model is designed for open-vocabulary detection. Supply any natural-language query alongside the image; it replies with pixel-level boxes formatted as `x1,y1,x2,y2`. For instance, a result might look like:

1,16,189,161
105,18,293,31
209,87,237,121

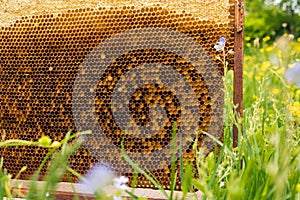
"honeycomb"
0,1,235,189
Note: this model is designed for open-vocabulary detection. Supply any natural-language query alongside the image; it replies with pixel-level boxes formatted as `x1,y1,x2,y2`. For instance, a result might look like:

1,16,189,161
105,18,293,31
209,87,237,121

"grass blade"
170,123,177,200
121,138,169,199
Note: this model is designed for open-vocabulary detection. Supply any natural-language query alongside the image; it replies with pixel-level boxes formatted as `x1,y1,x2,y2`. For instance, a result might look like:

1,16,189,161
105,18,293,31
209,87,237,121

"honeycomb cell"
0,1,235,190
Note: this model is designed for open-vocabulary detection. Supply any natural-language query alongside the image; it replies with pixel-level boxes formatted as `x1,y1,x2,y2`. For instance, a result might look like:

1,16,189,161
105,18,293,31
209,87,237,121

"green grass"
190,35,300,199
0,131,91,200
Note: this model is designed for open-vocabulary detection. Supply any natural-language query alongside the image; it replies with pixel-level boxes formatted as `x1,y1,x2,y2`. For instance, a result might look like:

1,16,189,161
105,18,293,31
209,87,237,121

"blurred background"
245,0,300,42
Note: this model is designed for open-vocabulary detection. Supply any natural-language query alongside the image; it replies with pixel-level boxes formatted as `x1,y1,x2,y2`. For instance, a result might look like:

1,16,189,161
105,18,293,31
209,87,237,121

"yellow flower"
246,43,251,47
245,55,253,61
296,183,300,192
259,71,265,77
259,48,264,53
277,68,285,75
265,46,273,52
288,102,300,117
261,61,271,70
245,36,251,41
263,36,271,42
297,37,300,43
272,89,279,95
253,95,259,100
255,75,261,81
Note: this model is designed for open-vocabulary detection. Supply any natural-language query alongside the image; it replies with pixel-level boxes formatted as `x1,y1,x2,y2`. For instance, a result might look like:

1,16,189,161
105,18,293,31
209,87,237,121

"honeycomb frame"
0,0,243,190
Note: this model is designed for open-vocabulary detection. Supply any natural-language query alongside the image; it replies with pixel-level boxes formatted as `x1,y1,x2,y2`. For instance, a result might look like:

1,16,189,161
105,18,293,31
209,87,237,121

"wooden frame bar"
233,0,244,148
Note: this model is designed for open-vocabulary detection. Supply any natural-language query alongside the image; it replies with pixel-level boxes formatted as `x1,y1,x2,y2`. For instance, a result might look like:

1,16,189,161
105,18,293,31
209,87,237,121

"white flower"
113,194,122,200
288,34,294,41
282,23,287,28
113,176,129,190
214,37,226,51
253,38,260,47
79,164,115,193
285,62,300,88
220,181,225,187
